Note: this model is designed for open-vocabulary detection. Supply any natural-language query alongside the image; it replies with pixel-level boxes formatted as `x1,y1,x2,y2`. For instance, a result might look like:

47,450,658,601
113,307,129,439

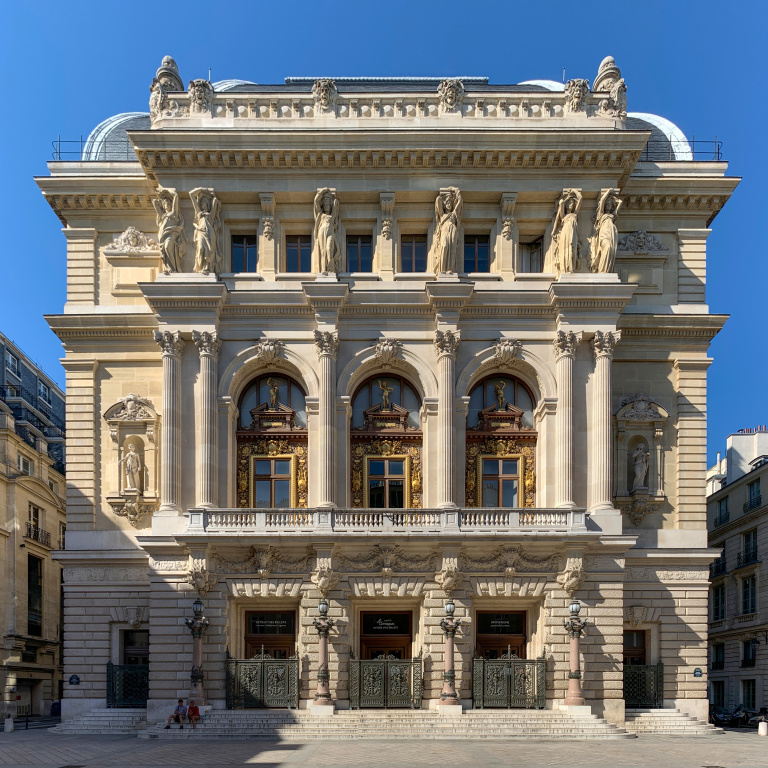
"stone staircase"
51,708,147,734
624,708,723,735
139,708,635,740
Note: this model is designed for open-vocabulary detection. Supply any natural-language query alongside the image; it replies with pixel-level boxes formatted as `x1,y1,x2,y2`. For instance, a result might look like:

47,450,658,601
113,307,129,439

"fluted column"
154,330,185,513
590,330,620,512
314,330,339,508
435,330,460,509
553,330,580,509
192,331,221,509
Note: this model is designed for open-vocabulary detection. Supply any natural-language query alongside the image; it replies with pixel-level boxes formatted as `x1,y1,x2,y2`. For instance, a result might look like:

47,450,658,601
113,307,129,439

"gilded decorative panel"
465,438,536,507
351,439,422,509
237,439,308,508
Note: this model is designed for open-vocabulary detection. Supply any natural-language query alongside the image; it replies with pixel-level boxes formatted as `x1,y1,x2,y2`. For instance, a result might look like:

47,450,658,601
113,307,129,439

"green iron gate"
473,651,546,709
106,663,149,708
226,649,299,709
350,653,423,708
624,662,664,708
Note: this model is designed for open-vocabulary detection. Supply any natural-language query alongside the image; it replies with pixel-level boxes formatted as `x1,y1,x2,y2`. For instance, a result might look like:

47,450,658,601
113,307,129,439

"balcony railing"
710,558,727,578
710,660,725,670
0,385,65,433
743,495,762,513
740,658,756,668
736,548,759,568
713,511,730,528
186,507,587,535
25,523,52,547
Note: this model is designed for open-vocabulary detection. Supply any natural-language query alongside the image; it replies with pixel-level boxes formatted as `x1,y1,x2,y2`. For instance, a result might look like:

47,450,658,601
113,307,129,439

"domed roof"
516,79,565,92
626,113,691,161
213,79,258,92
82,112,150,161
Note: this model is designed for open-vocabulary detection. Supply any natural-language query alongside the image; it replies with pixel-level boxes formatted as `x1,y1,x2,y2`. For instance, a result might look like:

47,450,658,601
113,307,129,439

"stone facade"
39,56,739,726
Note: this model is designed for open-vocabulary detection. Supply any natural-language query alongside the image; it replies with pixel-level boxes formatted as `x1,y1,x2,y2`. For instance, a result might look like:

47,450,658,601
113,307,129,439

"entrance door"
360,612,412,660
244,611,296,659
476,611,526,659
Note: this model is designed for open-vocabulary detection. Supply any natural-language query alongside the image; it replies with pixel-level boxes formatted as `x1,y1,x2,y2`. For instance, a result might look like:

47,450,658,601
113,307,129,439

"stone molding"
346,575,427,598
225,577,304,598
468,575,548,598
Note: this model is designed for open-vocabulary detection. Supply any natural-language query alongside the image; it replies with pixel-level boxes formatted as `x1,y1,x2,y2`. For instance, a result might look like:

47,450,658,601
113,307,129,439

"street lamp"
562,599,588,707
312,597,335,708
185,599,210,703
439,599,461,709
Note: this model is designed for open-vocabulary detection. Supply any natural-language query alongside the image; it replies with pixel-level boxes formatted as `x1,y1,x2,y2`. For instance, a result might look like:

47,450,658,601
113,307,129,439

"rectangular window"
252,458,292,508
122,629,149,666
285,235,312,273
400,234,428,273
741,576,756,615
623,630,647,665
27,555,43,636
718,496,729,522
742,639,757,667
743,529,757,555
712,583,726,621
28,503,40,527
481,458,520,508
519,239,543,273
48,479,59,495
231,234,258,273
346,235,373,272
711,680,725,708
368,458,405,509
742,679,756,710
17,454,32,475
712,643,725,668
464,234,490,273
5,351,19,376
38,381,50,403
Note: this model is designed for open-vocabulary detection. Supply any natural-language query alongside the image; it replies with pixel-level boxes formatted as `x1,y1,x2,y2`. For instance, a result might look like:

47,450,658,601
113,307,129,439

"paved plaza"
0,730,766,768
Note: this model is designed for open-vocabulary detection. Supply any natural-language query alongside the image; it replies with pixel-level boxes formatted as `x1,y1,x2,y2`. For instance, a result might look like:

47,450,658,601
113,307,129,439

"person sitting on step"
187,700,200,729
164,699,188,729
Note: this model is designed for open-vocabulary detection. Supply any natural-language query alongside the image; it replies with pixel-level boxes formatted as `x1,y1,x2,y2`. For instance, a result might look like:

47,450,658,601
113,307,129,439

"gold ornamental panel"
351,438,422,509
237,438,308,508
465,438,536,508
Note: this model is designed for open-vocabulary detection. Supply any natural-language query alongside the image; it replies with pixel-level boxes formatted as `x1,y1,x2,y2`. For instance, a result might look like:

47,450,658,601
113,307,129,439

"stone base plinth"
437,704,463,716
310,703,336,716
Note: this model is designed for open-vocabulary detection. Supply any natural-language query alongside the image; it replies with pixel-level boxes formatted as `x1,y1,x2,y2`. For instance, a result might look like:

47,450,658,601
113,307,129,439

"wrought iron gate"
624,662,664,708
350,653,423,708
226,649,299,709
472,651,546,709
106,663,149,708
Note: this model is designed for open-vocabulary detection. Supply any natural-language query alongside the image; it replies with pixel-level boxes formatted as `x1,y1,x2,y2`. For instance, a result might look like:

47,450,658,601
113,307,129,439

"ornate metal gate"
624,662,664,708
350,653,423,708
106,663,149,708
472,651,546,709
226,649,299,709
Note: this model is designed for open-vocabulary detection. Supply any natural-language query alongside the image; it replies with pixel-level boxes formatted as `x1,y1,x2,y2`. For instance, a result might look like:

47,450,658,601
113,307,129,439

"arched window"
239,374,307,429
467,375,535,430
351,375,420,430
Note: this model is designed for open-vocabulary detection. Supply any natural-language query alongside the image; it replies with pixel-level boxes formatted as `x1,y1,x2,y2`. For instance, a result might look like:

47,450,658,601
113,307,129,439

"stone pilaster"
153,330,185,514
553,330,580,509
434,330,460,509
314,330,339,508
192,331,221,508
589,330,620,512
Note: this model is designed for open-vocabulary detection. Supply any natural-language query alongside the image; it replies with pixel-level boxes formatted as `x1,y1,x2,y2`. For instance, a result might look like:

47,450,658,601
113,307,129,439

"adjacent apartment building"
707,428,767,713
0,332,66,717
38,54,737,727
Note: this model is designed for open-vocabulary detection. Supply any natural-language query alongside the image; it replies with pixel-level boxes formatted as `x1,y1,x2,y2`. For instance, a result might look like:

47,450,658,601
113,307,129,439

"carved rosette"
313,330,339,359
192,330,221,358
351,439,422,509
465,438,536,507
373,337,403,367
237,440,308,508
153,330,185,357
553,330,578,361
434,329,460,359
591,330,619,359
492,338,522,367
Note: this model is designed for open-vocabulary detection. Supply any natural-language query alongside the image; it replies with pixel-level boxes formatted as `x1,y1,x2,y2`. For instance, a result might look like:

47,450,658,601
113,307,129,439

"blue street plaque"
693,668,703,677
68,674,80,685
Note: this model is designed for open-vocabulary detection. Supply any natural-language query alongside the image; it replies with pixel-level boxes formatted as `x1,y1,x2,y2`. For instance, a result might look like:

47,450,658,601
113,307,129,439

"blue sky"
2,0,765,460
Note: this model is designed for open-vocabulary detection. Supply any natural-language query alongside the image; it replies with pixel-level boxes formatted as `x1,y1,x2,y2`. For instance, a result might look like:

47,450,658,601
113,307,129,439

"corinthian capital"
553,330,579,361
192,330,222,358
591,330,621,359
434,329,460,358
153,330,185,356
314,330,339,359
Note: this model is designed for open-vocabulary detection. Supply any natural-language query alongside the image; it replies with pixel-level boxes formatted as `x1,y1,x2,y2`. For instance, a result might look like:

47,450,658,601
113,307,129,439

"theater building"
39,55,738,729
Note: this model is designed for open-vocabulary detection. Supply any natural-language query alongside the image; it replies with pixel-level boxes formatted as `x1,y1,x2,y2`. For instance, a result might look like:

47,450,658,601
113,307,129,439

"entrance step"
624,708,724,736
51,708,147,735
139,709,635,740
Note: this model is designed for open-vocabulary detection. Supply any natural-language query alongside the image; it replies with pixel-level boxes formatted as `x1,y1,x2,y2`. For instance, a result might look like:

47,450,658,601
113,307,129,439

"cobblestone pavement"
0,730,765,768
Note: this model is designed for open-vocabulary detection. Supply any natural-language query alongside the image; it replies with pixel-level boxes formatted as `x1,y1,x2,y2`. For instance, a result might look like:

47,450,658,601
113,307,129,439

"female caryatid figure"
591,188,623,274
431,187,463,274
152,187,185,273
545,189,582,275
312,188,341,274
632,442,650,491
190,187,222,275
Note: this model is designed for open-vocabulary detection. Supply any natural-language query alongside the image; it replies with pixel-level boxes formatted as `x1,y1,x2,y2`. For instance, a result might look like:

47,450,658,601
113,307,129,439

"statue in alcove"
494,380,506,410
267,377,280,409
118,443,142,493
378,380,393,411
632,443,650,491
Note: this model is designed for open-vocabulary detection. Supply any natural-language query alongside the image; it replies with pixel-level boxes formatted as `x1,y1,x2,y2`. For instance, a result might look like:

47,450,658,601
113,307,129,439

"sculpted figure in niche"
546,189,582,274
118,443,142,492
591,188,623,273
378,380,393,411
267,377,279,409
632,443,650,491
153,188,185,273
190,188,222,274
495,380,506,410
312,188,341,273
431,187,463,274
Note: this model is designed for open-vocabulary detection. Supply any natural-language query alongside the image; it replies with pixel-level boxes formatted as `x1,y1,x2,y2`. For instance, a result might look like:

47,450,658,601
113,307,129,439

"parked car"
747,707,768,728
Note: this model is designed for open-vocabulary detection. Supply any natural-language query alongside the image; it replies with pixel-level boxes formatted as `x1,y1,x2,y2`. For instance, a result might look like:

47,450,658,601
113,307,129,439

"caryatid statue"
545,189,582,275
312,188,341,274
430,187,463,274
118,443,142,492
152,187,185,273
590,188,623,274
190,188,222,275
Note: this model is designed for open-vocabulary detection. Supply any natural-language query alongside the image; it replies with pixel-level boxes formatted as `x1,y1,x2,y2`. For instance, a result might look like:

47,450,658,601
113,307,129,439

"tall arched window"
236,373,308,508
350,374,422,509
465,374,537,508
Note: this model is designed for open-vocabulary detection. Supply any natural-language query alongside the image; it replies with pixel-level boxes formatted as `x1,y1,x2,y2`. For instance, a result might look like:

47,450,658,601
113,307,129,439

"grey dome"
82,112,150,161
627,113,691,161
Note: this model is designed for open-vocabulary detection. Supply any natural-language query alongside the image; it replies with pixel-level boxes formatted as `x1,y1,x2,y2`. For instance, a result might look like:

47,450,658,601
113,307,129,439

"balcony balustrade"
713,511,730,528
25,522,52,547
710,558,727,578
710,660,725,670
740,658,756,668
743,494,762,514
736,548,759,568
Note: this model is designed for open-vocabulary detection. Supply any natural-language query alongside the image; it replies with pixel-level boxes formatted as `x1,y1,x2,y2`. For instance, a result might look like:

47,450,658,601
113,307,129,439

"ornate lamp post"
185,598,210,703
563,599,588,706
312,597,335,708
439,598,462,708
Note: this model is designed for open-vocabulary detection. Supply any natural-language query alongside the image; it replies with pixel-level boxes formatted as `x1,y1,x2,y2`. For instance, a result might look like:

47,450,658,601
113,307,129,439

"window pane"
254,481,271,507
274,460,291,475
246,237,258,272
232,239,244,272
483,459,498,475
389,480,404,508
483,479,499,507
464,242,476,273
273,480,290,508
502,460,518,475
502,479,518,508
300,240,312,272
414,238,427,272
369,480,385,507
388,460,404,476
346,240,359,271
369,460,386,476
286,239,298,272
254,460,271,476
476,239,489,272
360,239,372,272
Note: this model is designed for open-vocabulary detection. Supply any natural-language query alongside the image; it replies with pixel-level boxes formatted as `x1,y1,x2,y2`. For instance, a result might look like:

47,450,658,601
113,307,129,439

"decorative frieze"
468,575,548,598
618,230,667,253
225,577,304,598
346,575,427,598
336,544,439,574
105,227,158,253
459,545,559,574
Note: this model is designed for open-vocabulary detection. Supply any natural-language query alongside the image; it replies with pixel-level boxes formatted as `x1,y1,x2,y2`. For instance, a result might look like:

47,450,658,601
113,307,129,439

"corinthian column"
590,330,620,512
153,330,185,513
435,330,460,509
192,331,221,508
553,330,580,509
314,330,339,508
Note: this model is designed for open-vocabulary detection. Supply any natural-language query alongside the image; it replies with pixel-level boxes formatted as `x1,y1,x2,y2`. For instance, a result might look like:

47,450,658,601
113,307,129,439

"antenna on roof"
208,67,211,81
562,67,566,83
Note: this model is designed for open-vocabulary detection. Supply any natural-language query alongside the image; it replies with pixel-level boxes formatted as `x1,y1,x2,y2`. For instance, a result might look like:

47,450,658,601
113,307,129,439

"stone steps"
624,708,723,736
51,708,147,735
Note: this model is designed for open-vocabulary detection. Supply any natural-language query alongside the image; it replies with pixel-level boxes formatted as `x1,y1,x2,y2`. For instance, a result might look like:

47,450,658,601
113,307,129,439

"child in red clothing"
187,700,200,729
